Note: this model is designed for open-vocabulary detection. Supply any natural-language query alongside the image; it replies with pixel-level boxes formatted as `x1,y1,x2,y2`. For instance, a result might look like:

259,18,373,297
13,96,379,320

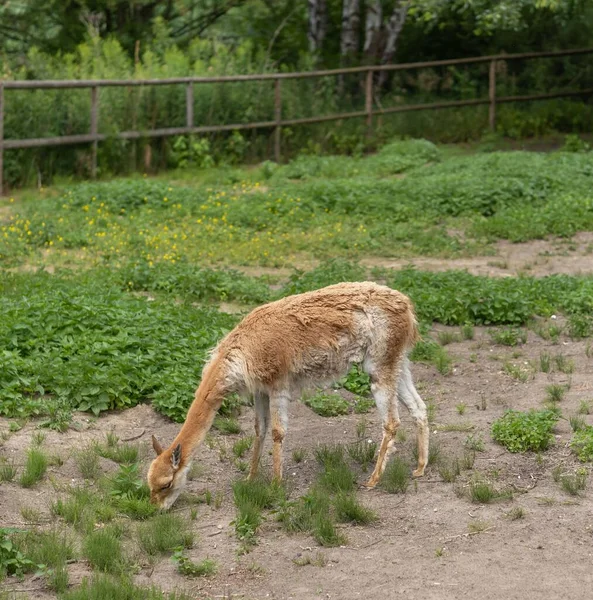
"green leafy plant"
172,550,217,577
0,528,38,579
304,391,349,417
339,364,371,397
570,426,593,462
491,410,559,453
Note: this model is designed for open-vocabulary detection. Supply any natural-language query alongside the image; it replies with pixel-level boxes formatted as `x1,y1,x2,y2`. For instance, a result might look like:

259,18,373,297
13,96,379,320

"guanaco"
148,282,428,509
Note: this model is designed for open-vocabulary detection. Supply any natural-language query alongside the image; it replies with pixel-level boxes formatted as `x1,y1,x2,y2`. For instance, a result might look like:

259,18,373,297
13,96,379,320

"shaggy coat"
148,282,428,509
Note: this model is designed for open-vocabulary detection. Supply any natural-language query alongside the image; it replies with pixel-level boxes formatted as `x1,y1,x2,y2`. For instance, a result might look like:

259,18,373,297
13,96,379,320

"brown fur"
148,282,428,509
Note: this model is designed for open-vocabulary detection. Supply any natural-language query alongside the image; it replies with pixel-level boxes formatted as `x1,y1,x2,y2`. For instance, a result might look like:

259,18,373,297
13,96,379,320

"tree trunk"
340,0,361,65
363,0,382,62
377,1,409,88
307,0,327,55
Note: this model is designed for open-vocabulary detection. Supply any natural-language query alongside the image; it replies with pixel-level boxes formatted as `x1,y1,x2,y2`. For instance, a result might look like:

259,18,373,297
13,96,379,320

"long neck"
171,358,227,459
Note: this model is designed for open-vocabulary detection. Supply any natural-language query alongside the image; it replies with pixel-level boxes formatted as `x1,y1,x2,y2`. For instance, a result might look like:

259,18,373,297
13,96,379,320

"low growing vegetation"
491,410,559,453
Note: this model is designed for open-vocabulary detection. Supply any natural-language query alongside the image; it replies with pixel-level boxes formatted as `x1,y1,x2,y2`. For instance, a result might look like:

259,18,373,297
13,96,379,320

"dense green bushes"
0,272,236,421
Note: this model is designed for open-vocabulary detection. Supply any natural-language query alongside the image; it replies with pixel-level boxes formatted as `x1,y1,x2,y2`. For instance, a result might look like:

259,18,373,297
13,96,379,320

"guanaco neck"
170,358,228,461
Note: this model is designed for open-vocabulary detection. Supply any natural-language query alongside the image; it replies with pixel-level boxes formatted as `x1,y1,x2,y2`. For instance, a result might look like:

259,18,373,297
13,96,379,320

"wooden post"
489,59,496,132
365,69,373,138
0,83,4,196
274,78,281,163
90,86,99,178
186,83,194,129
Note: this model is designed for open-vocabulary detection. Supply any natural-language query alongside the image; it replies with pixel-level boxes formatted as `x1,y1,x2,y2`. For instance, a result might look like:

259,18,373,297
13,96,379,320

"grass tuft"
138,514,194,556
333,493,378,525
19,447,48,487
381,457,410,494
83,526,125,573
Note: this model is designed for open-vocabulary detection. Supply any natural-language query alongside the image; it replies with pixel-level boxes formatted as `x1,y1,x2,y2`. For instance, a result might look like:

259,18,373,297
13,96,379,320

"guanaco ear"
152,435,164,456
171,443,182,470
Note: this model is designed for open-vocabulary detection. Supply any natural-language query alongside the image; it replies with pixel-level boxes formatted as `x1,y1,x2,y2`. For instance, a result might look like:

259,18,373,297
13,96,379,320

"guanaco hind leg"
397,357,429,477
365,356,428,487
366,365,402,488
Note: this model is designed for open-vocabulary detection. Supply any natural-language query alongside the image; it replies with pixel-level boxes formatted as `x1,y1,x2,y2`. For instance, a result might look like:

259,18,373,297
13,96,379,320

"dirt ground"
2,236,593,600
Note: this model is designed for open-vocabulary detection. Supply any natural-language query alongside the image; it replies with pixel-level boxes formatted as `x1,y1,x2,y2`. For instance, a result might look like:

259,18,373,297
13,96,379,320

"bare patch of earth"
362,232,593,277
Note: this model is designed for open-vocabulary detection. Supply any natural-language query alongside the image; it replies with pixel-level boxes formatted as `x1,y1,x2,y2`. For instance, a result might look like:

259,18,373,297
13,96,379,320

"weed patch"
304,391,349,417
492,410,559,453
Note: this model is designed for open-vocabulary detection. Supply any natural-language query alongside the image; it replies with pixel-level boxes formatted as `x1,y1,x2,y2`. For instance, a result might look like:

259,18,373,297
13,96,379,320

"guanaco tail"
148,281,429,509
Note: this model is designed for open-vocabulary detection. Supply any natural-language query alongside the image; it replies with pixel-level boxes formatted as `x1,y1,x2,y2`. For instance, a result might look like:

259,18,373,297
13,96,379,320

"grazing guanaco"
148,282,428,509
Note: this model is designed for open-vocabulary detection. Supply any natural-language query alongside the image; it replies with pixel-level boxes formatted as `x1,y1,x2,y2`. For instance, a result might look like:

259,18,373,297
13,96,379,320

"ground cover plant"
3,145,593,269
491,410,560,453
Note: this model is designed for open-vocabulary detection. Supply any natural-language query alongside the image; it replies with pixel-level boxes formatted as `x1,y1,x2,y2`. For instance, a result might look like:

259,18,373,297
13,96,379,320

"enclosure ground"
2,235,593,600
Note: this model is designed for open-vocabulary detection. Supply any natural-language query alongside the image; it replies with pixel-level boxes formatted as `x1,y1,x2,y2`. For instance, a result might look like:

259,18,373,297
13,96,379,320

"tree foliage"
1,0,591,69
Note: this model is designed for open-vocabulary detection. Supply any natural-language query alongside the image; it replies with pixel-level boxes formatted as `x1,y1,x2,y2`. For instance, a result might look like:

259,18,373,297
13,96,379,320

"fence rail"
1,46,592,195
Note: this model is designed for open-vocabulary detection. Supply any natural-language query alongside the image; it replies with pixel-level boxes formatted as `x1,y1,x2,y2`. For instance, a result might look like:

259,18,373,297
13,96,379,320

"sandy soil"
2,241,593,600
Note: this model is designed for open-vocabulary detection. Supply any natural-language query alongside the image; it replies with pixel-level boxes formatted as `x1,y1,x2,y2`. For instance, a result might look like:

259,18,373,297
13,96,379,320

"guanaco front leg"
248,393,270,480
269,390,289,481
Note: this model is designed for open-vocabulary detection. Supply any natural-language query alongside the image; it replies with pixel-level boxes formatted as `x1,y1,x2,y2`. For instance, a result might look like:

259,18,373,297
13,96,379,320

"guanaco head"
147,435,189,509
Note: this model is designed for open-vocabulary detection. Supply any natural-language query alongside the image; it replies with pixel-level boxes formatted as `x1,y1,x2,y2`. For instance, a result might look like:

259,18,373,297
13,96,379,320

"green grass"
232,478,286,545
97,442,139,465
212,416,241,435
438,457,461,483
464,434,485,452
469,478,512,504
138,514,194,556
61,575,194,600
381,457,410,494
553,354,575,374
333,493,378,525
19,447,48,487
539,351,551,373
292,448,307,463
76,445,102,480
0,460,17,482
83,526,125,573
232,436,254,458
546,384,567,404
347,420,378,472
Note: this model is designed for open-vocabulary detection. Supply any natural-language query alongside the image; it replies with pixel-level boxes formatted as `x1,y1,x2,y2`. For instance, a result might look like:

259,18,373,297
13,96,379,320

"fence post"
365,69,373,138
186,83,194,130
0,83,4,196
489,59,496,131
90,86,99,178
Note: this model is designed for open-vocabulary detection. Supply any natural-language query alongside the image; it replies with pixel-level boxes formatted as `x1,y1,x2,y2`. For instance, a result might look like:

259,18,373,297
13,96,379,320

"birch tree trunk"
363,0,382,62
307,0,327,55
378,1,409,88
340,0,361,65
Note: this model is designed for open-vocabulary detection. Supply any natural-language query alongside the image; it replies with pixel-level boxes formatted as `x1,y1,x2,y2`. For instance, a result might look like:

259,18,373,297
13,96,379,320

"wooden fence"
1,47,593,195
